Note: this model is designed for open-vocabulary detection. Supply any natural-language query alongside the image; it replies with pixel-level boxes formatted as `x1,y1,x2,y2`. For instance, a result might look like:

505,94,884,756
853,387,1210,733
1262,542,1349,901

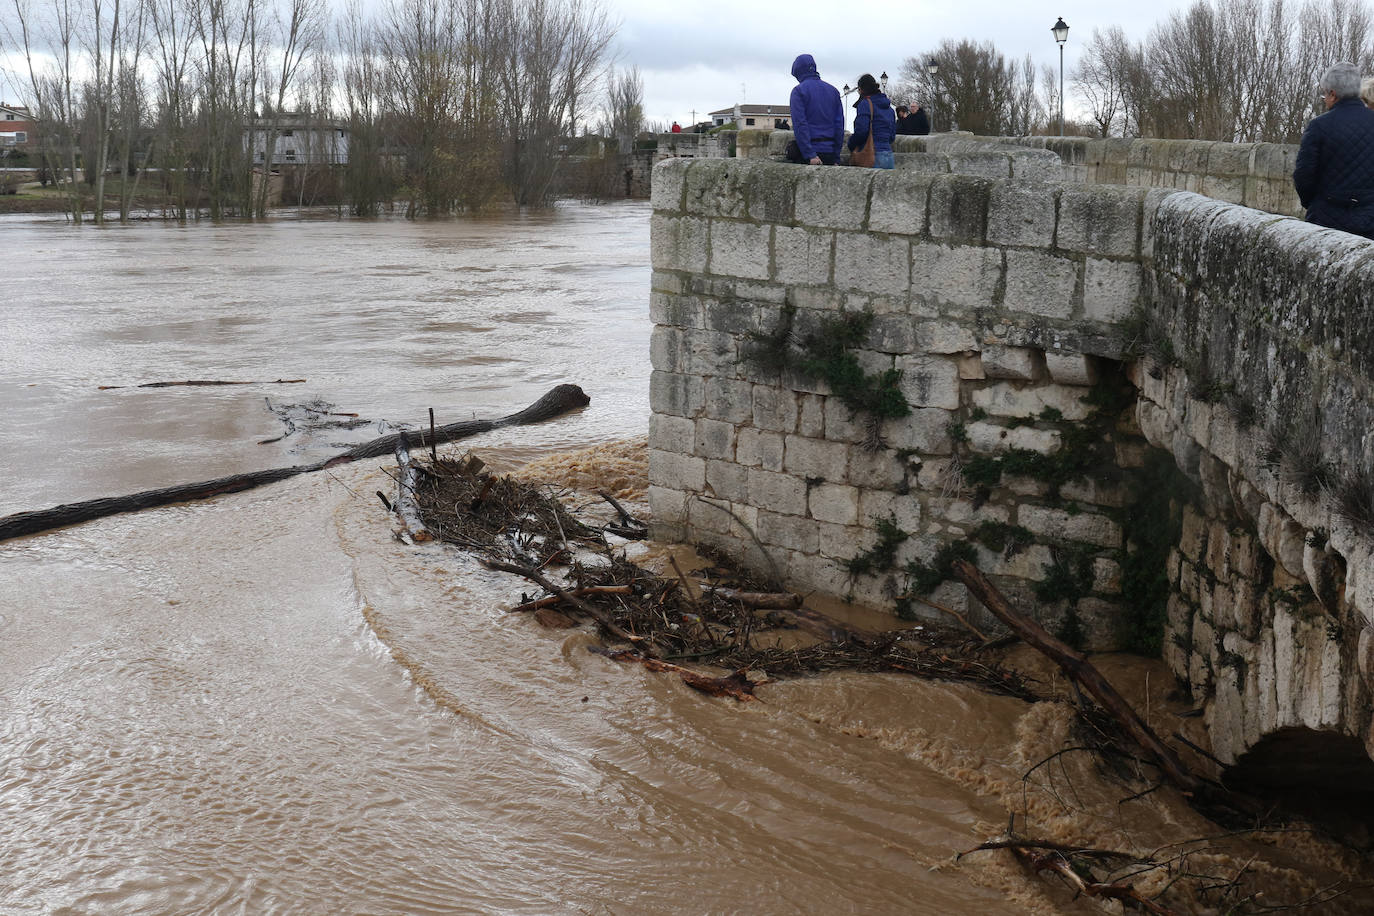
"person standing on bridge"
1293,61,1374,239
847,73,898,169
786,54,844,165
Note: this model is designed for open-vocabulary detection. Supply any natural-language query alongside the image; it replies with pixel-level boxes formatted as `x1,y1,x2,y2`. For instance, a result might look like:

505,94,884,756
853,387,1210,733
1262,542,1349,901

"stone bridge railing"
744,130,1303,218
647,156,1374,769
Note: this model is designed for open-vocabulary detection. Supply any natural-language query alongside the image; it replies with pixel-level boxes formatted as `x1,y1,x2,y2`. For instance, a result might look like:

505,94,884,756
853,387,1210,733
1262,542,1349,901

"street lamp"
926,59,939,131
880,71,888,93
1052,17,1069,136
842,83,855,101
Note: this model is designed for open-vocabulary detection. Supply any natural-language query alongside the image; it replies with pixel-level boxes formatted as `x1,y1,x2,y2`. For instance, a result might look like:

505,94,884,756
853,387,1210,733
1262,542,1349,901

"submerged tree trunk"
0,384,590,543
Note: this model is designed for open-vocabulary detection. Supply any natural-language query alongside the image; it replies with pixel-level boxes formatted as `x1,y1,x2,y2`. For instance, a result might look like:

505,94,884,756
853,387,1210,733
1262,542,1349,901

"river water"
0,204,1367,914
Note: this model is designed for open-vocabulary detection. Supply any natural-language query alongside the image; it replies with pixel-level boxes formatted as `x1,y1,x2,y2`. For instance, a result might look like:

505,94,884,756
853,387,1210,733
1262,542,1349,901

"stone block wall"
1132,191,1374,764
749,130,1302,217
648,157,1161,646
901,134,1303,218
649,157,1374,763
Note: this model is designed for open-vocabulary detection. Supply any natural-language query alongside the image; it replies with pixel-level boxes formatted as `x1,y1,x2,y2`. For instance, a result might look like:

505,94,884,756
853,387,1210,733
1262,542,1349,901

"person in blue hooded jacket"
1293,60,1374,238
787,54,844,165
847,73,898,169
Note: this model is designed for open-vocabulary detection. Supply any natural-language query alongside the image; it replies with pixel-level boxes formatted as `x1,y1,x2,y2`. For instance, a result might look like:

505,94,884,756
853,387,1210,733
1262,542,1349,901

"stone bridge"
645,151,1374,784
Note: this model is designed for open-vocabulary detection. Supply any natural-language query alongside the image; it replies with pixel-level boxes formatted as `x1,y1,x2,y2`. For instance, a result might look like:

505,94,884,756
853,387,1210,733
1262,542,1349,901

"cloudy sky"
610,0,1191,127
2,0,1194,123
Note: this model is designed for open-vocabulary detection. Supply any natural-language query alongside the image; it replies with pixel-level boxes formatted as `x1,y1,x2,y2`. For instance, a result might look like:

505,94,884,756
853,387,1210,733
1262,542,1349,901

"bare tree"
602,62,643,148
251,0,326,216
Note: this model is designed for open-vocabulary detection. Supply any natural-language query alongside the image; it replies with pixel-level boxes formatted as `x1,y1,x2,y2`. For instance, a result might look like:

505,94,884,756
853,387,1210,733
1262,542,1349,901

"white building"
708,104,791,131
245,114,349,166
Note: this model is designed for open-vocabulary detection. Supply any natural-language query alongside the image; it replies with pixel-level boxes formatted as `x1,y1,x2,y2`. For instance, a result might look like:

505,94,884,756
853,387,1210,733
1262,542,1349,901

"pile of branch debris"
391,444,1037,704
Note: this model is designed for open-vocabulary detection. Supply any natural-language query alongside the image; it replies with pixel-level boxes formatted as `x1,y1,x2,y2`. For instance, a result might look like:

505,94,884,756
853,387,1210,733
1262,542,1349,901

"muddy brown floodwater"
0,205,1369,914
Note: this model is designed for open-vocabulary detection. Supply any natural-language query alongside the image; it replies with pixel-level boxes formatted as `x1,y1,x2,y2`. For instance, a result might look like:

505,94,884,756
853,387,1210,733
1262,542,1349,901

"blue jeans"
875,149,895,170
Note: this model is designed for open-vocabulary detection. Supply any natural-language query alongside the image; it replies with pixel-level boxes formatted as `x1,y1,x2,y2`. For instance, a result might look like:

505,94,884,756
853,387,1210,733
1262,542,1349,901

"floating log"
949,558,1203,795
507,585,635,613
99,378,307,389
699,585,803,610
589,646,757,701
0,384,591,543
324,384,589,463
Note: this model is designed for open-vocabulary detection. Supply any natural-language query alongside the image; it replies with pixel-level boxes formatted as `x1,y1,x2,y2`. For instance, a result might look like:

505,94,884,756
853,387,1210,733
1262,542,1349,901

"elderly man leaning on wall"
1293,61,1374,239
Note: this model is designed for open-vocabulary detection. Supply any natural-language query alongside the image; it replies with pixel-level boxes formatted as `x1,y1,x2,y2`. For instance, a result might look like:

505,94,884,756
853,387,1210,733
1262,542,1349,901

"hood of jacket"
791,54,819,83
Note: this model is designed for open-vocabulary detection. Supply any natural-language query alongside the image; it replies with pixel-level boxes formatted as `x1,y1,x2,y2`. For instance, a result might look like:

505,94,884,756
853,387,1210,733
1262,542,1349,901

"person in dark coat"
847,73,898,169
904,104,931,135
786,53,844,165
1293,61,1374,238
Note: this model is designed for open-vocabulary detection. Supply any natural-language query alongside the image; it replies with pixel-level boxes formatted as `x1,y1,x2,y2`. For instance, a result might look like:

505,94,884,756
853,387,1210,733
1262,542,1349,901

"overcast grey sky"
611,0,1192,127
2,0,1196,124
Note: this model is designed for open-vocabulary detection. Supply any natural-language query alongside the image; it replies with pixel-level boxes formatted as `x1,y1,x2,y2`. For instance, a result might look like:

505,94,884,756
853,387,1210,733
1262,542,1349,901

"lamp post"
1052,17,1069,136
842,83,854,102
880,71,888,93
926,59,939,132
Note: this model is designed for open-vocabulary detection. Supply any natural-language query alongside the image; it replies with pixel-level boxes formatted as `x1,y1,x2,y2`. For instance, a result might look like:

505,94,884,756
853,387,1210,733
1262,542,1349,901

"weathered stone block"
709,220,771,280
987,181,1058,248
758,509,820,554
736,427,785,471
773,225,834,286
928,174,993,243
702,299,759,335
859,489,922,532
648,485,689,527
957,352,986,379
1018,505,1122,548
971,382,1093,420
1057,186,1144,257
868,171,934,235
794,167,873,229
896,355,961,409
747,468,808,516
685,160,752,218
980,345,1043,381
928,498,1010,526
911,243,1003,311
1043,351,1097,386
704,459,749,502
783,434,849,481
685,329,739,377
816,521,870,561
884,407,957,455
650,325,686,373
650,157,691,213
798,394,826,437
650,370,704,418
1083,259,1142,324
835,232,910,295
966,421,1062,455
694,418,736,461
699,377,752,425
648,413,695,454
752,385,797,433
849,448,910,490
915,318,980,354
650,214,709,273
648,448,706,491
650,289,702,327
809,482,861,525
865,314,918,353
1003,249,1077,320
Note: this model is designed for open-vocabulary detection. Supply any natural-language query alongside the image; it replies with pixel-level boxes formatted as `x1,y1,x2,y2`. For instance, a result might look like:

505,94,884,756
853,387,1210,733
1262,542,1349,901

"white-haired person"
1293,61,1374,238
